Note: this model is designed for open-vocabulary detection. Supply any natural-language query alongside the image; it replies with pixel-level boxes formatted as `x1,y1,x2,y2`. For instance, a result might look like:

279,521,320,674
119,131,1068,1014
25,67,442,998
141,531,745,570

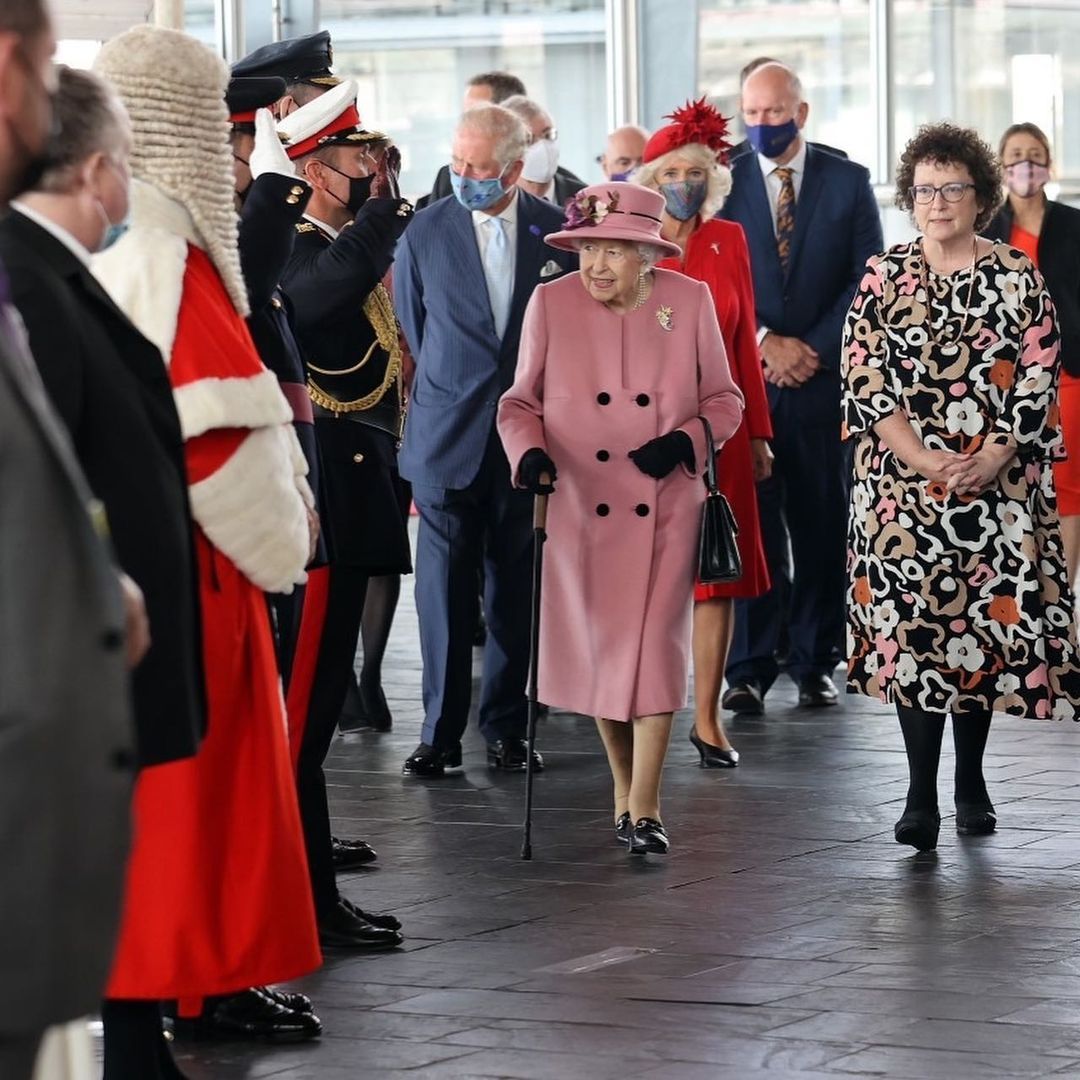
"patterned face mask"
1004,159,1050,198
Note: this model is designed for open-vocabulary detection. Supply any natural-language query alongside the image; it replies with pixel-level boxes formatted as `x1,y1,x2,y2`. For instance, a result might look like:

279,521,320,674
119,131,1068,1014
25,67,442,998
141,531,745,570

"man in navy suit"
721,61,883,713
394,103,576,776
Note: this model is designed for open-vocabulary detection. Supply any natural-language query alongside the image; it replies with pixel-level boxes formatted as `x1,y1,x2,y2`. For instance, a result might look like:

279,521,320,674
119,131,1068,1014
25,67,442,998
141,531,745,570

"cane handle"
533,473,550,530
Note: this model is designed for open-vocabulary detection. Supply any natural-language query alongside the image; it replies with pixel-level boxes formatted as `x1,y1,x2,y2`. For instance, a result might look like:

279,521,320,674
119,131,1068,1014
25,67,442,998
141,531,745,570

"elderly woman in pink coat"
498,181,744,856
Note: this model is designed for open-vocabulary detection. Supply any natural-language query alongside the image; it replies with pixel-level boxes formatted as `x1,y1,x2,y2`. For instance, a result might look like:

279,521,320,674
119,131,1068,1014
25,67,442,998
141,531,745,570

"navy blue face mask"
659,179,708,221
745,119,800,159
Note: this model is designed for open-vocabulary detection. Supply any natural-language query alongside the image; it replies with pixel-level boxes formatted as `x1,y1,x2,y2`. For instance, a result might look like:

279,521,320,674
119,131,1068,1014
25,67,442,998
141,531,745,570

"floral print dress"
842,240,1080,719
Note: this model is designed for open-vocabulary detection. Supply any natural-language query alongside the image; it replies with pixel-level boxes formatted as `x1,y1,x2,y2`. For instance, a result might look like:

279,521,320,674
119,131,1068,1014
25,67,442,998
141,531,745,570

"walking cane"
521,473,550,861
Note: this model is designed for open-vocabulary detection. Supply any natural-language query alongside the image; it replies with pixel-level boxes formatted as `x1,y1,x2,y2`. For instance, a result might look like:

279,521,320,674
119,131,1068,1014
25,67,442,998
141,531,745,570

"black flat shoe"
402,743,463,777
259,986,314,1015
318,899,403,950
332,836,377,870
956,802,997,836
340,896,402,932
629,817,669,855
614,811,632,845
894,808,941,851
354,682,393,732
689,729,739,767
721,680,764,715
798,673,839,708
174,988,322,1043
487,736,544,772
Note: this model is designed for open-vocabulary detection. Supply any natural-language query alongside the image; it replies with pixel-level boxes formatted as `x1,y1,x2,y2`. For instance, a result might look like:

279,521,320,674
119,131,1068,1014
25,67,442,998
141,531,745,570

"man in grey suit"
0,3,148,1075
394,103,575,777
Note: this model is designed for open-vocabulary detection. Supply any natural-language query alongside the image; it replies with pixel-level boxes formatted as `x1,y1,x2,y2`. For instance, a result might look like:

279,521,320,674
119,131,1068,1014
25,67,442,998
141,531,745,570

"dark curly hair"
895,122,1003,233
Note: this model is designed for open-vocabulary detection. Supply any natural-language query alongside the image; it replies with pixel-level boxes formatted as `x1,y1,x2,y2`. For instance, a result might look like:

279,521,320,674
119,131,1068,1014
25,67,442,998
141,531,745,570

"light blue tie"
483,215,513,339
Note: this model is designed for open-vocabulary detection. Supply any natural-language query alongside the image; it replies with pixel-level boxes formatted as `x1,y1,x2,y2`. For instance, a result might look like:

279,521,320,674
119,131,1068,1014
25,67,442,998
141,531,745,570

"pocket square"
540,259,563,280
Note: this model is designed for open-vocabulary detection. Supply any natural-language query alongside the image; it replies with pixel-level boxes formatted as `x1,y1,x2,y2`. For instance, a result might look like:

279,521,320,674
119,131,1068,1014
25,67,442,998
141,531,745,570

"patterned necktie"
774,166,796,273
483,215,513,339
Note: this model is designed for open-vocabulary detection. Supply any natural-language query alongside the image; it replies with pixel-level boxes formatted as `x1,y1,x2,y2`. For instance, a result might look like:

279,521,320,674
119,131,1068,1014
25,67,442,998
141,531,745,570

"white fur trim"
174,370,293,441
188,425,310,593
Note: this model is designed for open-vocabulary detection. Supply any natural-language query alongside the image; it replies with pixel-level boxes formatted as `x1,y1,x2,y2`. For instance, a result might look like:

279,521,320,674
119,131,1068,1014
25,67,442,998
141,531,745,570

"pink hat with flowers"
545,181,681,258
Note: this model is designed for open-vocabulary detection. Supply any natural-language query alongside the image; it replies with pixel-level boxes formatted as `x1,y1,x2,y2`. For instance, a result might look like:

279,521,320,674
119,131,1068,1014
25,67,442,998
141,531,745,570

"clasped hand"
761,334,820,388
915,443,1014,495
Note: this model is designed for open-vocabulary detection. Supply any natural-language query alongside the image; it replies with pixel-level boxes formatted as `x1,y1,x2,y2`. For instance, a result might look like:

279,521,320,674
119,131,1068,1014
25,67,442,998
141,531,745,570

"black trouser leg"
952,709,992,809
102,1000,185,1080
358,574,401,693
0,1033,42,1080
896,704,946,813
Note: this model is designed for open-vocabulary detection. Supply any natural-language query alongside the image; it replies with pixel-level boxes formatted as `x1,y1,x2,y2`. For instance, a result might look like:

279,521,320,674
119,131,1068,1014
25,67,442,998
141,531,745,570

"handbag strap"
698,415,719,496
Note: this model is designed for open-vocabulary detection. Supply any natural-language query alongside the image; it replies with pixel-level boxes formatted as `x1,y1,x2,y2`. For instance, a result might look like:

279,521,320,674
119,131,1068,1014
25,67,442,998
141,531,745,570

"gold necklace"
920,236,978,343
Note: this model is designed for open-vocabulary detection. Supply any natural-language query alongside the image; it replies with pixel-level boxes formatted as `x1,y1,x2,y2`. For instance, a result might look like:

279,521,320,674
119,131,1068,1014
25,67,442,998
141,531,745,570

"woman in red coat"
636,101,773,767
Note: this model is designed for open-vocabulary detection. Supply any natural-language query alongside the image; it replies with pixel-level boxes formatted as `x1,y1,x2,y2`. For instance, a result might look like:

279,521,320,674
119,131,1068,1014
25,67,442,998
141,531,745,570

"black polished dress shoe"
615,811,632,845
340,895,402,932
956,802,997,836
175,988,321,1042
354,682,393,732
798,673,839,707
487,736,544,772
332,836,377,870
894,808,941,851
689,729,739,767
259,986,314,1015
318,899,403,950
721,680,764,715
629,817,669,855
402,742,463,777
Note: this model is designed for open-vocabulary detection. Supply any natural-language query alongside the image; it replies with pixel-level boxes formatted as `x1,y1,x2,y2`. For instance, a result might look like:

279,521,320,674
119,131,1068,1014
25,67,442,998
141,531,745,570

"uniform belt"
281,381,314,424
312,401,402,438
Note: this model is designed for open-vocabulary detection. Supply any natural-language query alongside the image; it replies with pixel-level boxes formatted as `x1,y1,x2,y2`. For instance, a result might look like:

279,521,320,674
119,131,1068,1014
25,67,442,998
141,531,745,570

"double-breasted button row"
285,183,306,206
353,453,365,464
595,391,651,407
595,503,652,518
596,449,610,462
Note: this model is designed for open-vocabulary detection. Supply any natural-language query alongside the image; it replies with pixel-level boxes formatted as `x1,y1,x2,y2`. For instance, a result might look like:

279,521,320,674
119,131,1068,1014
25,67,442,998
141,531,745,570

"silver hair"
36,66,129,194
499,94,551,133
572,237,661,270
632,143,733,218
456,103,529,168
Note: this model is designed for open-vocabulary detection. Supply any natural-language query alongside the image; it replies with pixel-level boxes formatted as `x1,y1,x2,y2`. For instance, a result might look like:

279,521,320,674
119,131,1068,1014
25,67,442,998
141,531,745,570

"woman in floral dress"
842,123,1080,853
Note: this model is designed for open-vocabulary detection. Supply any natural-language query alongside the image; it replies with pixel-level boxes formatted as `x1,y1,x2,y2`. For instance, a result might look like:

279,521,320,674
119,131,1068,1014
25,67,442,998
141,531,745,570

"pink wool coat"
497,267,744,721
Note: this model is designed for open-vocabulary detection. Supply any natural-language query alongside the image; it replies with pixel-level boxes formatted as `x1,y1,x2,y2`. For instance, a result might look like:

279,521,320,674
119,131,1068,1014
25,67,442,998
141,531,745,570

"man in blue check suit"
394,103,576,777
720,60,883,714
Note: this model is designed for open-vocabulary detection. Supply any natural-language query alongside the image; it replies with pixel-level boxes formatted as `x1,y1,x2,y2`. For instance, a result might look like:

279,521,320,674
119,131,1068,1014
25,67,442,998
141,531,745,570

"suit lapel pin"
540,259,562,279
656,305,674,332
710,242,720,255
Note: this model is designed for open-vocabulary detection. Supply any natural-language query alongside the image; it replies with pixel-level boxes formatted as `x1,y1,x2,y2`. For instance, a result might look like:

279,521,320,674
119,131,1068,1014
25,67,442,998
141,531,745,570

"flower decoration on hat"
643,97,733,165
563,189,621,231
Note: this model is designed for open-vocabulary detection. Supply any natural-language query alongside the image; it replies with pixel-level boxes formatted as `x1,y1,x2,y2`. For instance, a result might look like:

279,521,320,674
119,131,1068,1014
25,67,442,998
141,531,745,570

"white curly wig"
94,26,248,316
632,142,732,220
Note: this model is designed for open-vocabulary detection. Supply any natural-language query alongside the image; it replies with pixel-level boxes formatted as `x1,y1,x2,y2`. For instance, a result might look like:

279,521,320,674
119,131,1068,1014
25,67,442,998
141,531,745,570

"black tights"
359,574,401,692
896,704,992,813
102,1000,186,1080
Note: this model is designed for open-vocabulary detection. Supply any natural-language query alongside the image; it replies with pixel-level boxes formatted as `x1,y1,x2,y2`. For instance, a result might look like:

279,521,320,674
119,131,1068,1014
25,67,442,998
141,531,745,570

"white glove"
250,108,297,180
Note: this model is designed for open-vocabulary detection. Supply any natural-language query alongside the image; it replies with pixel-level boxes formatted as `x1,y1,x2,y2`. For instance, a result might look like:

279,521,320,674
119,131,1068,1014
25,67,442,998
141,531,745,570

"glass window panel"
322,0,606,201
697,0,875,174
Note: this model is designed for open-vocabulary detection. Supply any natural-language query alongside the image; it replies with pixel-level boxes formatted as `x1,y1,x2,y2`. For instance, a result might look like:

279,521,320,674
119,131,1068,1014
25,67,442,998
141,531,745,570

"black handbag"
697,416,743,585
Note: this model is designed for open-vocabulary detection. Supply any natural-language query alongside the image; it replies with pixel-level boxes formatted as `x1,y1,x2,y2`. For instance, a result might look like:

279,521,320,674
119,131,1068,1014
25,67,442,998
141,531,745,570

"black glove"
518,448,557,494
628,430,695,479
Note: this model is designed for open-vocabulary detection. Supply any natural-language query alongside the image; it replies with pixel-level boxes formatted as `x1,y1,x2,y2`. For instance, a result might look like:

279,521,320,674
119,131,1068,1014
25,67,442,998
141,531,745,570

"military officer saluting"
275,79,413,951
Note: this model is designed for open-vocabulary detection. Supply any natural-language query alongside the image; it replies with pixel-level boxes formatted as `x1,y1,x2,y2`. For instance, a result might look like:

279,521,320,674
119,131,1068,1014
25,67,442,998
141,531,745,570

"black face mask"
8,48,55,200
233,153,252,203
322,161,374,216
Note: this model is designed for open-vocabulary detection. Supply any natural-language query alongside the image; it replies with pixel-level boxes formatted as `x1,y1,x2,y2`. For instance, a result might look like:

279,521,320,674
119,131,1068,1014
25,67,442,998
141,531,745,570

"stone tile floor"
162,580,1080,1079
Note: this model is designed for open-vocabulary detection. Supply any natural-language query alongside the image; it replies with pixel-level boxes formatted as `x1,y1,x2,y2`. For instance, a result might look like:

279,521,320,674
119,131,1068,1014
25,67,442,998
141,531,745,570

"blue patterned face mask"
659,179,708,221
450,165,510,211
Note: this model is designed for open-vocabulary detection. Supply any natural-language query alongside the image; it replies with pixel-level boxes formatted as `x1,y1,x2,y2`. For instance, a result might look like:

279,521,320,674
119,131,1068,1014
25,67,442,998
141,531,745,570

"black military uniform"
232,30,340,93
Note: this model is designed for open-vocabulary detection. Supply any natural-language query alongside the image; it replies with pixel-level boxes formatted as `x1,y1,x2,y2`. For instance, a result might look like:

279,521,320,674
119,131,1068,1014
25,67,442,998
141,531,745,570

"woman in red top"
636,101,773,767
986,123,1080,588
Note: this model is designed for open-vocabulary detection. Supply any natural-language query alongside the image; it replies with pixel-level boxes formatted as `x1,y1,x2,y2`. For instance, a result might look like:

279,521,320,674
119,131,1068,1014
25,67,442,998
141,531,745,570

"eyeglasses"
579,242,631,263
909,182,975,204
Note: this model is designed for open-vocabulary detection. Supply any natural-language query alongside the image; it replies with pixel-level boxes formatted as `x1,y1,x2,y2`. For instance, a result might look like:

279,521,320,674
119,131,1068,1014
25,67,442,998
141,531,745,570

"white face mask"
521,138,560,185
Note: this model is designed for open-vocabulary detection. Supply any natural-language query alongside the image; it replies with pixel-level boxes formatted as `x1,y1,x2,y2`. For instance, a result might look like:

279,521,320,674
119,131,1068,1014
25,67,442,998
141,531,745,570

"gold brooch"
656,305,674,332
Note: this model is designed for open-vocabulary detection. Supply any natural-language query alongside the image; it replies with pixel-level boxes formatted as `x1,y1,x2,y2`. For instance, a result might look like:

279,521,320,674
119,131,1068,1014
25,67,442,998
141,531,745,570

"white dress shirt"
10,201,92,266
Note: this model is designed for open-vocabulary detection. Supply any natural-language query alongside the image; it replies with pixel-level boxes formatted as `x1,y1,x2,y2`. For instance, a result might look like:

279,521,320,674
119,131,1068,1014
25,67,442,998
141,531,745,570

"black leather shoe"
894,808,941,851
178,988,322,1042
721,681,764,715
487,736,544,772
332,836,377,871
956,802,997,836
629,817,669,855
689,729,739,767
615,811,632,845
402,743,463,777
259,986,314,1015
354,683,393,732
318,899,403,950
340,896,402,932
798,674,839,708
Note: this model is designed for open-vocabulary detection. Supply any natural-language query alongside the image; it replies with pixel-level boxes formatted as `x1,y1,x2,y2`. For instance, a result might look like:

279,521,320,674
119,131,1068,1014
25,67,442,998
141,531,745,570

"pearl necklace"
920,236,978,344
606,271,652,314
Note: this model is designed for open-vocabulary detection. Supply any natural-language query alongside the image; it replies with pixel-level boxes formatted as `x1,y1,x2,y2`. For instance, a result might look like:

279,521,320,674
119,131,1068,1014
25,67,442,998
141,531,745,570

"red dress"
104,246,320,999
657,218,772,598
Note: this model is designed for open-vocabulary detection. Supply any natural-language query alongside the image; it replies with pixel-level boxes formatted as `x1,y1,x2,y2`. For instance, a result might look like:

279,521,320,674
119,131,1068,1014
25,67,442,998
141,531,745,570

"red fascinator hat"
643,97,733,165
